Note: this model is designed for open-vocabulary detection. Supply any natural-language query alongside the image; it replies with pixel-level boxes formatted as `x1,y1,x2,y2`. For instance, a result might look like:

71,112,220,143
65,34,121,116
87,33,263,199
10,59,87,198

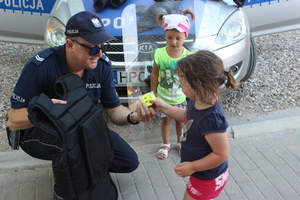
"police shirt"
10,44,121,110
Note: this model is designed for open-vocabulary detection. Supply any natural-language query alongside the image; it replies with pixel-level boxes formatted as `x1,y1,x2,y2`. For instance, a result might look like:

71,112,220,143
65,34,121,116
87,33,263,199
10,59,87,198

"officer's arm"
7,108,34,131
106,105,133,126
106,104,156,126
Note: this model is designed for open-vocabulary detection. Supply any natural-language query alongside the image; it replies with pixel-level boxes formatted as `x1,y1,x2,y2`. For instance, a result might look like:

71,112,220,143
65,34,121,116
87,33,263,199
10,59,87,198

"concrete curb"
226,107,300,138
227,115,300,138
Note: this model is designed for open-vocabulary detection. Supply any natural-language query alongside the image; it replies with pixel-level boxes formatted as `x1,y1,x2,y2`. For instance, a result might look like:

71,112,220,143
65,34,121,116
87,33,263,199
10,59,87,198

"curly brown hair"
177,50,239,105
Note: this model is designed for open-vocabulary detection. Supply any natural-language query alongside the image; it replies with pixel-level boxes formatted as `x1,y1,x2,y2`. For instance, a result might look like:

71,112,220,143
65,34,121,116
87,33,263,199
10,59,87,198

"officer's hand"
133,103,156,122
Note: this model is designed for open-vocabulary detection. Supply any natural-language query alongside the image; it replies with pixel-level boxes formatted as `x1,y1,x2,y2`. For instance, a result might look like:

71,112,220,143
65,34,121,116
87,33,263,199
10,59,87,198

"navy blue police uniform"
10,44,138,173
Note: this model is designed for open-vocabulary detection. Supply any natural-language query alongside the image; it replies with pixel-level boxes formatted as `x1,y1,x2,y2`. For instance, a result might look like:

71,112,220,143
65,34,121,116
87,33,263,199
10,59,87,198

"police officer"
6,11,156,199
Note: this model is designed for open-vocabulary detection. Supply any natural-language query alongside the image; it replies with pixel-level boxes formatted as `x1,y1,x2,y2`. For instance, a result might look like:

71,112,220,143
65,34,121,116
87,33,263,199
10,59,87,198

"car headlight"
214,9,249,50
44,17,66,47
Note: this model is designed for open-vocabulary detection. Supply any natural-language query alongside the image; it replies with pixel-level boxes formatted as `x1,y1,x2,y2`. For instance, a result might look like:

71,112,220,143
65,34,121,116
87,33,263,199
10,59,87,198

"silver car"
1,0,299,104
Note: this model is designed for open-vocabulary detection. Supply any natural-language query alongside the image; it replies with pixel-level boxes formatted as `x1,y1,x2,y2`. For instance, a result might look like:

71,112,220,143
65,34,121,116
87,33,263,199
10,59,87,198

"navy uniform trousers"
20,128,139,173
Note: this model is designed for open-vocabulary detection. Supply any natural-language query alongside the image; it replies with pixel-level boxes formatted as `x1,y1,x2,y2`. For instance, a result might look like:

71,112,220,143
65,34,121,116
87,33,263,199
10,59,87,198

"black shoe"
53,185,64,200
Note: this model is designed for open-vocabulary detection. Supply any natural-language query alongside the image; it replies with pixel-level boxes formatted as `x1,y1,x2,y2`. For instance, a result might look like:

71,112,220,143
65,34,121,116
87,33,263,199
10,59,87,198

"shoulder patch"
32,49,54,66
100,54,112,65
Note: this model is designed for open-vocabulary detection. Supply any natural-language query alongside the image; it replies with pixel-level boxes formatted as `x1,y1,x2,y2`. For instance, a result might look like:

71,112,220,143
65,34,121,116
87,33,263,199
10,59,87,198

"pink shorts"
186,169,229,200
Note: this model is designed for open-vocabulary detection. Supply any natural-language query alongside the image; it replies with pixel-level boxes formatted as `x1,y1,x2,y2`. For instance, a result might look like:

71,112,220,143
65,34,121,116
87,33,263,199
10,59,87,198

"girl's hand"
149,97,166,111
173,162,195,178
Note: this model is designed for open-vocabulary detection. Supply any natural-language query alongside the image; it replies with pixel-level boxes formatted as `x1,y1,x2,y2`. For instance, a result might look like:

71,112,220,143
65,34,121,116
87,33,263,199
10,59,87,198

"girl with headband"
150,8,195,159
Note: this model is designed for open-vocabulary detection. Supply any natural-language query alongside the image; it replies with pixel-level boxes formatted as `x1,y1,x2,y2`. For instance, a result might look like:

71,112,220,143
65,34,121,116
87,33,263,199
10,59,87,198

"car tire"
240,34,257,82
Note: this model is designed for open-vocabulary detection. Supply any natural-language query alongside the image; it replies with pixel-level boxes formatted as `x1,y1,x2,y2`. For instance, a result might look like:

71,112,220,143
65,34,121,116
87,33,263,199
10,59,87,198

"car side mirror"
233,0,245,7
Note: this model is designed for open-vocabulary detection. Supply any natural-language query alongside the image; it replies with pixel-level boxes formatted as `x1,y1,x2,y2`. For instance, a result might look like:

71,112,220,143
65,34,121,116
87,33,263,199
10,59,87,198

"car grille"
105,34,195,62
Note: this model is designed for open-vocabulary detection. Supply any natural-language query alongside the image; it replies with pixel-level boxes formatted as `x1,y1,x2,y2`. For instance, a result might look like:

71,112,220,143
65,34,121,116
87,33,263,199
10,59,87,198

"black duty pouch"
6,127,20,150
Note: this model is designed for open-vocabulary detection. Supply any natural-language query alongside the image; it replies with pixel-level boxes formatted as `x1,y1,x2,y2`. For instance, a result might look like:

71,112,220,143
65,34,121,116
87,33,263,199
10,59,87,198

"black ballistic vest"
27,73,117,200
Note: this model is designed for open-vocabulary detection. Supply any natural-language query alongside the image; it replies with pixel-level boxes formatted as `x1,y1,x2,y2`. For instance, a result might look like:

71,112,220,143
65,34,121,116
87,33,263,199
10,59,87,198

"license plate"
113,70,146,85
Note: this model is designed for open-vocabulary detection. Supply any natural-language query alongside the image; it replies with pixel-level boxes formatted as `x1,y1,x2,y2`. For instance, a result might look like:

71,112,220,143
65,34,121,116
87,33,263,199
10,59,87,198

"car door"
243,0,300,36
0,0,57,44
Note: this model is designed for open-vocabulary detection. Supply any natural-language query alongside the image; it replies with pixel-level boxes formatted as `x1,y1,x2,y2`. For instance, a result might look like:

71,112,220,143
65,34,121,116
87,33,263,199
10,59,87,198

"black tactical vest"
28,73,117,200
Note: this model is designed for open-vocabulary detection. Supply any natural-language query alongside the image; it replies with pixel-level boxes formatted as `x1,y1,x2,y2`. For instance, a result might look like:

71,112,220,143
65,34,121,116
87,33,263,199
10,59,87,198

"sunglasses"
71,39,109,55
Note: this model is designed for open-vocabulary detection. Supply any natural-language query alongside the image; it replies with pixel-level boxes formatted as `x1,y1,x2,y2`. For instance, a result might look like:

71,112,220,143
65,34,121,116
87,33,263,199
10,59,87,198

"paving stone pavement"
0,107,300,200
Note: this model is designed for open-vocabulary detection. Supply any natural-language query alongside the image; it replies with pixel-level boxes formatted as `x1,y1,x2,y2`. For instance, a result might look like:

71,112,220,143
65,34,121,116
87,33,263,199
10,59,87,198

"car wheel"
240,34,257,82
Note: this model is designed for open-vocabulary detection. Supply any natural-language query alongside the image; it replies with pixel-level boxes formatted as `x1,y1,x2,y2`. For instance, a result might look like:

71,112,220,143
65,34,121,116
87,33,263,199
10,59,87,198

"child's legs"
183,191,196,200
161,116,172,144
157,116,172,159
175,101,187,144
183,191,214,200
175,120,183,143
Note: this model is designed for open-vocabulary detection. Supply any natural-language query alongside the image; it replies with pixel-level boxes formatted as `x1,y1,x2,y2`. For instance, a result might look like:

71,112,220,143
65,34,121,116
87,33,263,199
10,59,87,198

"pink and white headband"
163,14,191,37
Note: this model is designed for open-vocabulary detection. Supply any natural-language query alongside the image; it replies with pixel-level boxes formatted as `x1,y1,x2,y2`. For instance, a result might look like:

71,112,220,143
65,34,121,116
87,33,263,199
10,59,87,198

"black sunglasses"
71,39,109,55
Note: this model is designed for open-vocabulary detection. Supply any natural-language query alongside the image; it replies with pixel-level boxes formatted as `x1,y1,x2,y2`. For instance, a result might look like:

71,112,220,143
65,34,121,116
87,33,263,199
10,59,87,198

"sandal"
157,143,170,159
176,143,181,156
